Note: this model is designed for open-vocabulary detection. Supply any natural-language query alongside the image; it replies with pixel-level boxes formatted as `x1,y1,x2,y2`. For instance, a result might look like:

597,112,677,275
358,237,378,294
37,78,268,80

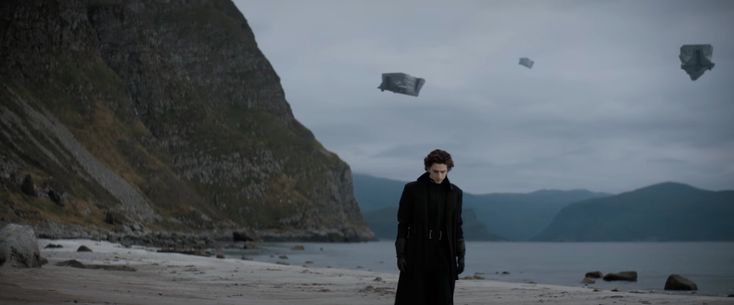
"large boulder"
665,274,698,291
0,223,45,268
20,175,37,196
233,230,257,242
603,271,638,282
77,245,93,252
585,271,603,278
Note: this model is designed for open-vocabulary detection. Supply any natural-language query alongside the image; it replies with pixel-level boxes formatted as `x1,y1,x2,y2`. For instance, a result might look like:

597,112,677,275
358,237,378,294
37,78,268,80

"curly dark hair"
424,149,454,171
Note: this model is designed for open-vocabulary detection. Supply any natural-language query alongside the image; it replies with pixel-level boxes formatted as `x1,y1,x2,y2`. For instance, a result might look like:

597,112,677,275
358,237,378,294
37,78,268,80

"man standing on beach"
395,149,465,305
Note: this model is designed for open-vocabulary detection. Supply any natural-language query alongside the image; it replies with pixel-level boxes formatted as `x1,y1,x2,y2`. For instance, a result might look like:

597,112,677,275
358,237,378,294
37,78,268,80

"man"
395,149,465,305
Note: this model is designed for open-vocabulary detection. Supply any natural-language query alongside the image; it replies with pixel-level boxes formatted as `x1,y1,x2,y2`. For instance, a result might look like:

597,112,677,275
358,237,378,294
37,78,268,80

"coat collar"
417,172,454,190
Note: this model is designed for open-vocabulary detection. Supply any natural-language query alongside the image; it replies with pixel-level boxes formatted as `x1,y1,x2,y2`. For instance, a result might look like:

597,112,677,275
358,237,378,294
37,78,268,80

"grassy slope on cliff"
0,0,371,240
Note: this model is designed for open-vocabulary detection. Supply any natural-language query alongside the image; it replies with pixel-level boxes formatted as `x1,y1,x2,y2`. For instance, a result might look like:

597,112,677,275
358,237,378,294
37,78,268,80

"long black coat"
395,172,464,305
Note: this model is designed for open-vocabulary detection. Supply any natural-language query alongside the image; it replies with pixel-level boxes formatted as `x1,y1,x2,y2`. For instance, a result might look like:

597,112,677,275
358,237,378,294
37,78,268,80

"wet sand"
0,239,730,305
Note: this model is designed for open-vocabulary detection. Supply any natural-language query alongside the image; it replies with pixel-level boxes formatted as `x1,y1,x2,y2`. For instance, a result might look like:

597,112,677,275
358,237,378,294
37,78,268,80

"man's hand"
456,238,466,274
397,257,408,273
395,238,408,273
457,256,465,274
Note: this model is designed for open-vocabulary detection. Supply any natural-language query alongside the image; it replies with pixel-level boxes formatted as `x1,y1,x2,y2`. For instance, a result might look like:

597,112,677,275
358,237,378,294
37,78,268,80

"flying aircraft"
679,44,715,81
519,57,534,69
377,72,425,97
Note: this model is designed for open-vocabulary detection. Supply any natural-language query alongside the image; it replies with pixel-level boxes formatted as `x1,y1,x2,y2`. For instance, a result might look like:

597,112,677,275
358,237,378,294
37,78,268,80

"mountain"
533,182,734,241
353,174,408,212
353,173,604,241
465,189,609,240
363,206,501,241
0,0,372,242
354,174,499,240
354,173,608,241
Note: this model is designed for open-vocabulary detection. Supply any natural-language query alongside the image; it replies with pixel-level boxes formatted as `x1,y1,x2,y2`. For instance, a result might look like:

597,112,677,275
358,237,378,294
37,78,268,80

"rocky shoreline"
2,238,733,305
23,221,373,253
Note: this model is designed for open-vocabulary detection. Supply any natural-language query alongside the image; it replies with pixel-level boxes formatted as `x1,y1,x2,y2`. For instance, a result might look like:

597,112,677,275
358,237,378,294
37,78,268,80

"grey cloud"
235,0,734,193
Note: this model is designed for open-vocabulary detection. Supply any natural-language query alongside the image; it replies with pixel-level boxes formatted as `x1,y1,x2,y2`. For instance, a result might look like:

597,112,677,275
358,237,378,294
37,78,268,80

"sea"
222,241,734,296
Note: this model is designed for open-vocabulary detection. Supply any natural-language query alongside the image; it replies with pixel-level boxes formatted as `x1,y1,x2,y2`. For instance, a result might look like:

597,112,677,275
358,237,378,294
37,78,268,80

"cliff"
0,0,373,243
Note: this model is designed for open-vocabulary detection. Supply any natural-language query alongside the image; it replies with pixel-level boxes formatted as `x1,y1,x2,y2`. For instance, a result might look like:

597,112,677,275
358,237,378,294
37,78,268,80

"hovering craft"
679,44,715,81
519,57,534,69
378,73,425,97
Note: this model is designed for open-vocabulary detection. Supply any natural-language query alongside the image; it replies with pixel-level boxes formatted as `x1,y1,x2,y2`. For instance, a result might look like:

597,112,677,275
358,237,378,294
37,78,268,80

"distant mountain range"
464,190,608,240
353,174,500,241
533,182,734,241
362,206,502,241
353,174,606,241
354,174,734,242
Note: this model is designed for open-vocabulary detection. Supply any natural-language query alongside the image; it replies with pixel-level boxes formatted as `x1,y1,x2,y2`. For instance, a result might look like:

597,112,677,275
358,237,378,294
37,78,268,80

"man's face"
427,163,448,184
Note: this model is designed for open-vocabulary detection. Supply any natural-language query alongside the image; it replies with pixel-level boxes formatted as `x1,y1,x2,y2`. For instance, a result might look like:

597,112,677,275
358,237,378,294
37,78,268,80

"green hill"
466,190,609,240
0,0,372,242
354,174,498,240
533,182,734,241
362,206,501,241
353,174,407,212
353,173,603,241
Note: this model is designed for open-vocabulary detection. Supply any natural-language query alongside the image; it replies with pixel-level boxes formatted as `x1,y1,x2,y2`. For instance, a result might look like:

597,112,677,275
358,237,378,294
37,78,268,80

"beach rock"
603,271,637,282
233,231,255,242
664,274,698,291
462,273,485,280
0,224,45,268
56,259,136,272
103,211,130,225
582,277,596,284
44,243,63,249
21,175,37,196
585,271,603,278
56,259,86,268
131,223,143,232
216,254,225,259
291,244,305,251
157,248,209,257
77,245,93,252
47,189,64,207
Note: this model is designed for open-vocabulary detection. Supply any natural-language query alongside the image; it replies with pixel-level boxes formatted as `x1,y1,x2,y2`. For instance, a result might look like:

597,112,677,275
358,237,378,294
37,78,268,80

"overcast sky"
233,0,734,194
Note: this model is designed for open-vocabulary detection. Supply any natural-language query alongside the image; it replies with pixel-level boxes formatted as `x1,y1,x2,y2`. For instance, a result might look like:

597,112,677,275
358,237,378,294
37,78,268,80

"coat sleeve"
456,189,464,242
396,183,413,240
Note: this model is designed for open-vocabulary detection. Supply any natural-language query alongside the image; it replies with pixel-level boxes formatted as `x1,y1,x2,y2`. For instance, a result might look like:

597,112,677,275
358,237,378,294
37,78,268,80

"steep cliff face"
0,0,373,241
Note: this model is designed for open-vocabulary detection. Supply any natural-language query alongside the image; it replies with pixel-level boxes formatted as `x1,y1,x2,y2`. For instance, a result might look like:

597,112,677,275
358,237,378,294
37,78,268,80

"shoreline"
221,240,734,297
0,239,731,305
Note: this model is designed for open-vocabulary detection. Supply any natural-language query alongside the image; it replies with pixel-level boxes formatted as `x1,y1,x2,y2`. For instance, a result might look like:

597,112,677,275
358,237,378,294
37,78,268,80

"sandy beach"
1,239,731,305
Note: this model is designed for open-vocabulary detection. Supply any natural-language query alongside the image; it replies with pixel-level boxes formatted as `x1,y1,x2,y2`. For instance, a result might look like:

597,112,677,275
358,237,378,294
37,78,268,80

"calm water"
223,241,734,296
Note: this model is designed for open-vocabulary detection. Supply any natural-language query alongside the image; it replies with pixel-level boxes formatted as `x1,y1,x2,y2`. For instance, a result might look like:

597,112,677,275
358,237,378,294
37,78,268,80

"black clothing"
395,173,465,305
427,181,446,234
